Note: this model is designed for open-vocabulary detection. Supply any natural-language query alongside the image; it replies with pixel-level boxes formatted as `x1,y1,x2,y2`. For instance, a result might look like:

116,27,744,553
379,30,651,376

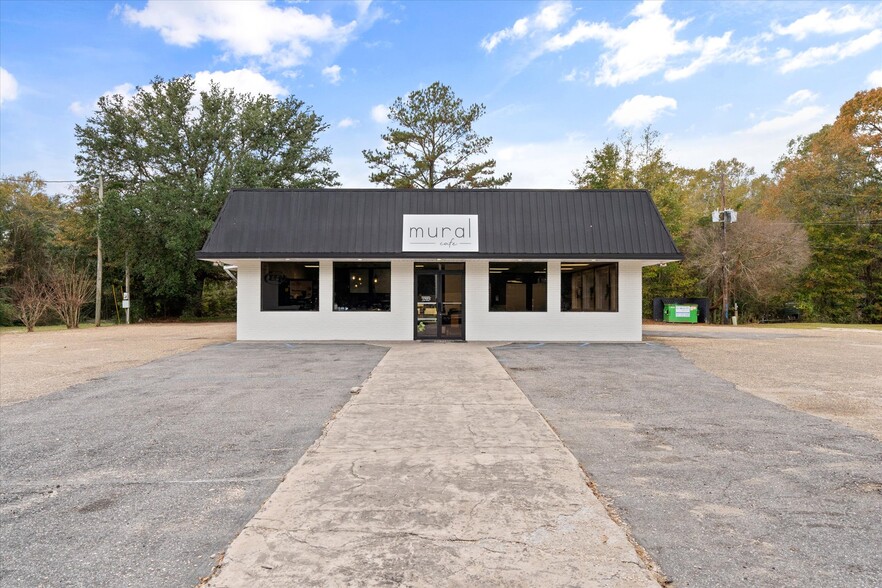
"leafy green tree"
771,89,882,323
363,82,511,188
681,159,759,226
1,173,59,325
573,128,701,312
75,76,339,317
572,142,623,189
0,173,92,327
0,173,63,282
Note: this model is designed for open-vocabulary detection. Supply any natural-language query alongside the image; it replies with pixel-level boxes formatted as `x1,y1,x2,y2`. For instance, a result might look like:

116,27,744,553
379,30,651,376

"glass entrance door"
414,264,465,340
415,273,439,339
441,273,463,339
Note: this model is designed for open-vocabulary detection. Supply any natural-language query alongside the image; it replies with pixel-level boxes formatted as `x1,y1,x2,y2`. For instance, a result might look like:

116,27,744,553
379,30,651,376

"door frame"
413,264,466,340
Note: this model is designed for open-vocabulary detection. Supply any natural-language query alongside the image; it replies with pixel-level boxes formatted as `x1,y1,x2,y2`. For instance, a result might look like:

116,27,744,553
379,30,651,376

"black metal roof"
197,189,682,260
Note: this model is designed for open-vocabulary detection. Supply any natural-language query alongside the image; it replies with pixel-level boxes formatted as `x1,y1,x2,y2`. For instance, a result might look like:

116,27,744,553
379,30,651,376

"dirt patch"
0,323,235,406
646,324,882,441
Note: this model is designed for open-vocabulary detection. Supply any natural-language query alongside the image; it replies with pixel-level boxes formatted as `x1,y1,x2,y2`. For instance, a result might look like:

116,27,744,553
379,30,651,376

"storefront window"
333,262,391,311
489,262,547,312
561,263,618,312
261,262,319,311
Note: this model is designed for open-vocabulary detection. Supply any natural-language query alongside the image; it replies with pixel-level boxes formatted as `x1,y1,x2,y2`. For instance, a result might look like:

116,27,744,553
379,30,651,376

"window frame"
488,262,548,313
332,261,393,312
560,262,619,313
260,261,320,312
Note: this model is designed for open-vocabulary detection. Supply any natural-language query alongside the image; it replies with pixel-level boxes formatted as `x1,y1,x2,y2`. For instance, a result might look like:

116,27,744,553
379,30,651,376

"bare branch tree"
10,271,52,332
687,212,810,308
48,261,95,329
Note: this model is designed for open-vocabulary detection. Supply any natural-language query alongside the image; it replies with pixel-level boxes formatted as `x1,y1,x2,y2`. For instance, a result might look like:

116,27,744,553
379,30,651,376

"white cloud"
0,67,19,106
774,48,792,60
785,89,818,106
68,82,137,118
354,0,373,18
608,95,677,127
322,64,342,84
481,1,573,52
371,103,389,123
121,0,359,68
664,32,732,81
779,30,882,73
67,82,139,118
103,82,137,101
541,0,733,86
70,72,283,120
740,106,827,136
562,67,591,82
668,106,834,173
868,68,882,87
193,69,286,96
491,134,596,188
772,5,882,40
338,117,358,128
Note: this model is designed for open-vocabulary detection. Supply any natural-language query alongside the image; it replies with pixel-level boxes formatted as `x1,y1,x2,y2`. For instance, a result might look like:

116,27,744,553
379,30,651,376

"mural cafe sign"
402,214,479,252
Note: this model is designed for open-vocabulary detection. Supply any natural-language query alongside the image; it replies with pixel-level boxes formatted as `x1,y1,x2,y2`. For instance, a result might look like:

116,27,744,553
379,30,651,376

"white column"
547,260,561,315
320,260,334,313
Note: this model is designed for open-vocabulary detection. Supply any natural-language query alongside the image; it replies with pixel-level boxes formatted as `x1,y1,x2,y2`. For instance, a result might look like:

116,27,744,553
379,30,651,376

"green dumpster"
663,304,698,323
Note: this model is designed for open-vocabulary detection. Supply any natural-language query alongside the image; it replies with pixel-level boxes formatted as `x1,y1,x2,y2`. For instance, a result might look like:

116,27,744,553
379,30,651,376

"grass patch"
752,322,882,331
0,322,120,334
179,315,236,323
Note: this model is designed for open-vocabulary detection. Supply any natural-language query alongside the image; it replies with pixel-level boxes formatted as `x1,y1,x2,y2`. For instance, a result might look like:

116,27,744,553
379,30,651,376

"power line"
1,177,80,183
763,219,882,226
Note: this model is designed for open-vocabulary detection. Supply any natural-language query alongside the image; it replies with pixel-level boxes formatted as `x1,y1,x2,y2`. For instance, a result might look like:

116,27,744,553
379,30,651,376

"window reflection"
489,262,547,312
334,262,391,311
561,263,618,312
261,262,319,311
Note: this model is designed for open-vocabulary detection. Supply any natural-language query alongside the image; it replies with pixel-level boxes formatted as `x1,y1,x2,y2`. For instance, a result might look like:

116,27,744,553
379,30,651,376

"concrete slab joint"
205,342,660,587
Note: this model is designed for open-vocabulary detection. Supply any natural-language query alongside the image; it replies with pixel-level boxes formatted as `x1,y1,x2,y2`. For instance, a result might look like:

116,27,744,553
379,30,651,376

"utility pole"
720,173,729,325
712,174,737,324
95,175,103,327
124,251,130,325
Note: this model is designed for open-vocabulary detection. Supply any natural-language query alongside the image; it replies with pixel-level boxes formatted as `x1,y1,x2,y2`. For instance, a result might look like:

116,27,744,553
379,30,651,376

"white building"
198,189,681,342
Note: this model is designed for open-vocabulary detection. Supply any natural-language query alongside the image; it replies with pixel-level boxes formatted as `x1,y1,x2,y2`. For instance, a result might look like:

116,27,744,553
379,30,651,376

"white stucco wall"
235,259,414,341
464,260,644,342
231,258,647,342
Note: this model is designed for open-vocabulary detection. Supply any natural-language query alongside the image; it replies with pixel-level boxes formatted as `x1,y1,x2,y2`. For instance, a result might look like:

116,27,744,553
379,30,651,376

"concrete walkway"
207,343,659,587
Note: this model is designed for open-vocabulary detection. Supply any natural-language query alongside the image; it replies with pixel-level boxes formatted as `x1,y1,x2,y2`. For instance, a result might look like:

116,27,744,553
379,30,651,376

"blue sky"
1,0,880,192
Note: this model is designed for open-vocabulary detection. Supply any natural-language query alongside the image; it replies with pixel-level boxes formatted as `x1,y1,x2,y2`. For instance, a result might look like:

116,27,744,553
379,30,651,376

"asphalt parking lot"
493,342,882,588
0,342,387,588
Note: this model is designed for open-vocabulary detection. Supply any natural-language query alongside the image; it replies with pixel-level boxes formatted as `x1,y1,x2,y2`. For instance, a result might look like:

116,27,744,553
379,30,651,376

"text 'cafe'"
198,189,682,342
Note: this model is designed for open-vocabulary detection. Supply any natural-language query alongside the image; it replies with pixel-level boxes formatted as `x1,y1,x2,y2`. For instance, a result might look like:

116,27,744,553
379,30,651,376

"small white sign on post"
402,215,479,252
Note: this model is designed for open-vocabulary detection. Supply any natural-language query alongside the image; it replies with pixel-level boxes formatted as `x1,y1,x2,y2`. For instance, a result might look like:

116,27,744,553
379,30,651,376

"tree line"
1,78,879,327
